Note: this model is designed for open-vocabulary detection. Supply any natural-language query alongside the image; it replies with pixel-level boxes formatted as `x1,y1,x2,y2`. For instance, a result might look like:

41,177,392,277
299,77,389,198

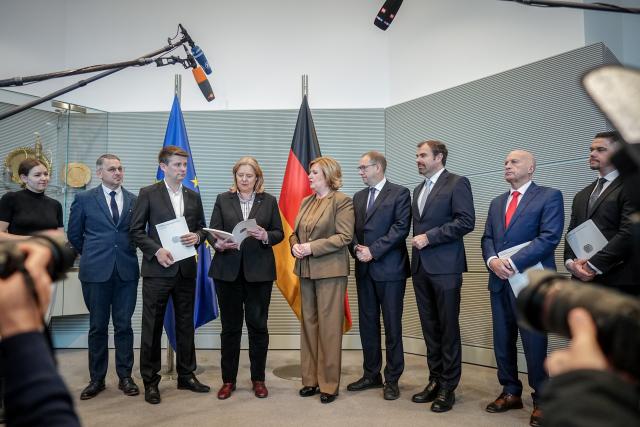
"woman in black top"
0,159,64,238
208,156,284,400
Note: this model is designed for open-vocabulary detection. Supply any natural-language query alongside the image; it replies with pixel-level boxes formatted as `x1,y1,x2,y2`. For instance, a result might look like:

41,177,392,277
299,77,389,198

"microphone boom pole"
0,30,194,121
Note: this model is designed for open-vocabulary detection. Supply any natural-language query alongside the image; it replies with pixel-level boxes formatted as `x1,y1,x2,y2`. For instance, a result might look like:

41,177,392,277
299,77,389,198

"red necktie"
505,191,520,227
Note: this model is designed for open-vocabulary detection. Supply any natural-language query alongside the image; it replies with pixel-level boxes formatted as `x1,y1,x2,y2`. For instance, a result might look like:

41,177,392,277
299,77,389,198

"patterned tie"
366,187,376,213
588,177,607,211
505,191,520,228
109,191,120,224
418,179,432,216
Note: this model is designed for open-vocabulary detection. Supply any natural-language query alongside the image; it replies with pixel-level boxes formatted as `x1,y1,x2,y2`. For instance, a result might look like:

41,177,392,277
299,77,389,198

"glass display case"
0,88,108,317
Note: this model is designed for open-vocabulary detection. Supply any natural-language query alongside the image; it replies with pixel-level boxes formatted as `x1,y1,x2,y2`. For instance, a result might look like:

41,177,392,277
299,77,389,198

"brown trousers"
300,276,347,395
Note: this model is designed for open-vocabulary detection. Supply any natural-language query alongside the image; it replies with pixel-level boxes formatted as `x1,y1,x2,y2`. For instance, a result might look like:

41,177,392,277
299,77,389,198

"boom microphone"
374,0,403,31
191,45,212,75
192,66,215,102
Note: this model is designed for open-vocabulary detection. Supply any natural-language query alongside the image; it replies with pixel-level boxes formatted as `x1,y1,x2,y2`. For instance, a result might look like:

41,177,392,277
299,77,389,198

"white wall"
0,0,390,111
1,0,588,112
388,0,586,105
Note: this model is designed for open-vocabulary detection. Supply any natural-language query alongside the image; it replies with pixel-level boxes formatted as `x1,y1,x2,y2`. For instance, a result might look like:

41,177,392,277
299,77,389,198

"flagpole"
273,74,311,382
161,74,182,380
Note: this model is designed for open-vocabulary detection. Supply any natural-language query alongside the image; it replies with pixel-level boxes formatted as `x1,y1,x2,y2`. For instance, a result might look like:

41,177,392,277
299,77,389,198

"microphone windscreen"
192,67,215,102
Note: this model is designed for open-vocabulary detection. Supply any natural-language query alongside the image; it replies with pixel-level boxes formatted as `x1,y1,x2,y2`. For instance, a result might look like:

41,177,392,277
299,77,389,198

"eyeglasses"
356,163,377,172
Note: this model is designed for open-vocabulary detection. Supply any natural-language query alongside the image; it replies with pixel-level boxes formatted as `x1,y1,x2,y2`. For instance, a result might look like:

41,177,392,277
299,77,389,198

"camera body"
518,270,640,380
0,234,76,282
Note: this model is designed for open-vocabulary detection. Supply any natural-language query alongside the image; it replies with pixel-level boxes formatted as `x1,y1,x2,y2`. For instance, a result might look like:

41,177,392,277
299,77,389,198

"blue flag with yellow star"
157,95,218,350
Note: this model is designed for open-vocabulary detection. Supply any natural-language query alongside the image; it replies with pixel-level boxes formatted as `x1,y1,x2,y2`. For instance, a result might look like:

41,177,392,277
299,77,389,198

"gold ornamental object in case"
4,133,53,185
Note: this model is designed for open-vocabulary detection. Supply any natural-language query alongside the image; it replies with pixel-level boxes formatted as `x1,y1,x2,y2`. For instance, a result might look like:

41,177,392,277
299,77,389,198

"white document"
204,218,258,247
497,241,543,297
566,219,608,260
155,217,197,262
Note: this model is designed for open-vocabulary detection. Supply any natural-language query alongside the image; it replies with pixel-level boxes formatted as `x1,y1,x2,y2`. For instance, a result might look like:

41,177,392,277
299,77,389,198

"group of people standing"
0,130,633,427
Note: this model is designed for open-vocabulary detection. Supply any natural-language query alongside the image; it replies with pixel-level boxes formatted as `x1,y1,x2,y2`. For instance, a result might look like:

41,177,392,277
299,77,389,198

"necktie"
588,177,607,211
505,191,520,228
109,191,120,224
418,179,432,216
366,187,376,213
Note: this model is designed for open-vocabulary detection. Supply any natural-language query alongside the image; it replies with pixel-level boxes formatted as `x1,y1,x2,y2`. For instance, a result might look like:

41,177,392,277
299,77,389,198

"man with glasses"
347,151,411,400
68,154,140,400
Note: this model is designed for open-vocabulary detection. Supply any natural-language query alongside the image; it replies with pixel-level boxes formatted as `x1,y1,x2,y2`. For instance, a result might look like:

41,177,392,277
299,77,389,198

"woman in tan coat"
290,156,354,404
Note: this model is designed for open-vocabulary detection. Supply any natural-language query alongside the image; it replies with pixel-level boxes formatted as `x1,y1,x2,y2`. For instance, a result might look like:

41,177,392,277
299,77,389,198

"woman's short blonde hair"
230,156,265,193
309,156,342,191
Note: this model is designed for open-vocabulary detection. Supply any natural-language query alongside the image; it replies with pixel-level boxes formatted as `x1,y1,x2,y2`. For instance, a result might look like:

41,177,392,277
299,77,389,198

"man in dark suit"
481,150,564,427
130,145,210,404
410,140,475,412
68,154,140,400
564,131,636,296
346,151,411,401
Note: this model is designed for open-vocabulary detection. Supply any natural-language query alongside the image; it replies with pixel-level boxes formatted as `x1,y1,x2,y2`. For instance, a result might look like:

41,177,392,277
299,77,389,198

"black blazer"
207,191,284,283
129,181,207,278
411,169,475,275
350,180,411,281
564,176,635,290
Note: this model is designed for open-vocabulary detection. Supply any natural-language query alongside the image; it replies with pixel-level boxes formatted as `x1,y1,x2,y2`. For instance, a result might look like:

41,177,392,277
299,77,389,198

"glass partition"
0,88,108,228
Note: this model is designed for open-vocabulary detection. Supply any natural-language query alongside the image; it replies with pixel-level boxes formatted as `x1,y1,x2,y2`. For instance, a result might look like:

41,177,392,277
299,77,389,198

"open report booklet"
204,218,258,247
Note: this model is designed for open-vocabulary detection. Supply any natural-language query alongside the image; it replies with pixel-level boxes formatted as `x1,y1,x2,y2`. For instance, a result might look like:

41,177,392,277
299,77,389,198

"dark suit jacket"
411,169,475,275
564,176,635,289
67,186,139,283
482,182,564,292
207,191,284,283
2,332,80,427
289,191,354,280
129,181,206,278
350,180,411,281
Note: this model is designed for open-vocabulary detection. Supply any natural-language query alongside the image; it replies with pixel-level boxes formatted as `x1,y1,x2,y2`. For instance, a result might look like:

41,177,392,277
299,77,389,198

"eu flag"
157,95,218,350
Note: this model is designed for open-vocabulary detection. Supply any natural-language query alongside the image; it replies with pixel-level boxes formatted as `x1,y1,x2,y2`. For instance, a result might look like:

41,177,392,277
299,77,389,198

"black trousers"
356,273,406,383
412,263,462,391
140,270,196,387
216,272,273,383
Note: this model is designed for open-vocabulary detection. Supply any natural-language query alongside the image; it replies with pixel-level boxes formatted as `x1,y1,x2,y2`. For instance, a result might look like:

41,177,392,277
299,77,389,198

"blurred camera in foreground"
517,269,640,380
0,233,76,281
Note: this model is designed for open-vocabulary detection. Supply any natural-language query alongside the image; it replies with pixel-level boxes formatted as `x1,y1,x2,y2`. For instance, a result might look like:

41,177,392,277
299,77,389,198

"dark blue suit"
68,185,139,382
350,180,411,383
481,182,564,403
411,169,475,391
2,333,80,427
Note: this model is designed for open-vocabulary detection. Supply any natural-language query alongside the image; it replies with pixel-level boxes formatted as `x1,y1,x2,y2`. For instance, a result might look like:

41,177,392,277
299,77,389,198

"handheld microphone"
192,66,215,102
191,45,212,75
374,0,403,31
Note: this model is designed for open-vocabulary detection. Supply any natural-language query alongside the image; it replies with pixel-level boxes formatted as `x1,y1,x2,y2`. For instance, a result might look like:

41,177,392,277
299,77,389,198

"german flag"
273,95,352,332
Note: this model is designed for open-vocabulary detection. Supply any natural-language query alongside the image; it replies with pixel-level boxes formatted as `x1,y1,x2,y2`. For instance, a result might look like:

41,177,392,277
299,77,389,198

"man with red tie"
481,150,564,427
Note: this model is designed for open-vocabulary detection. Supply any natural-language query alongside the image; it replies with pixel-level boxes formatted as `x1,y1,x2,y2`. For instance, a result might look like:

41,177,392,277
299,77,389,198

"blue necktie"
109,191,120,224
367,187,376,213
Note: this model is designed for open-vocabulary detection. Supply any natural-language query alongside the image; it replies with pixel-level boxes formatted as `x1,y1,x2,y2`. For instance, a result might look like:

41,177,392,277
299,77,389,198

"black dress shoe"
431,389,455,413
118,377,140,396
383,382,400,400
177,375,210,393
80,381,105,400
299,386,319,397
145,385,161,404
347,375,383,392
411,380,440,403
320,392,337,404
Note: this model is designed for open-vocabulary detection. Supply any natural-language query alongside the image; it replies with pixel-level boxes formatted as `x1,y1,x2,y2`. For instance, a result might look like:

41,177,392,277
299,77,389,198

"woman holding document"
290,157,354,404
207,156,283,400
